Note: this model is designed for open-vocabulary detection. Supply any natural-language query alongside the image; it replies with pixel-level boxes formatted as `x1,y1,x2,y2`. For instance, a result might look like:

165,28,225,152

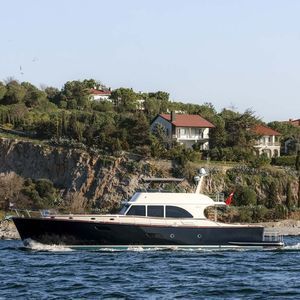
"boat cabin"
119,192,220,219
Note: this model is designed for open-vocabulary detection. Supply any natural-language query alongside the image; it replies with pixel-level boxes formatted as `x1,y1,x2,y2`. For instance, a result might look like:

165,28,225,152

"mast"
194,168,207,194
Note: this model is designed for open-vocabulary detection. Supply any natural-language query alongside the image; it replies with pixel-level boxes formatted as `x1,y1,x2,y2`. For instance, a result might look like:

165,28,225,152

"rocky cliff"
0,137,299,211
0,138,174,210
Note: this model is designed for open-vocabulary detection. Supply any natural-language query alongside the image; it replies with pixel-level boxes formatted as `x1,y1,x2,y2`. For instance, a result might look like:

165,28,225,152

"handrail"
11,209,58,218
208,193,225,202
263,231,283,242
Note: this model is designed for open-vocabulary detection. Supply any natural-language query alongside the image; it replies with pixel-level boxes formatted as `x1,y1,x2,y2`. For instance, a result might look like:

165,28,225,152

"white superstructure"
124,192,223,219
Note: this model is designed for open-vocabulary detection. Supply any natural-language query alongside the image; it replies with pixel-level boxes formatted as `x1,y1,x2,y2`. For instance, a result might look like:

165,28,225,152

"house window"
180,128,186,136
166,206,193,218
126,205,146,216
147,206,164,217
198,129,204,138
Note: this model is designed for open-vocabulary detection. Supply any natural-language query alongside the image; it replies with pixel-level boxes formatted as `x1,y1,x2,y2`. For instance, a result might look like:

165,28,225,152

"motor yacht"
12,170,284,249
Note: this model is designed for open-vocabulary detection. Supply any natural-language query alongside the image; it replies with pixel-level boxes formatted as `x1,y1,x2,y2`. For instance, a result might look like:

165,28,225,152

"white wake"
23,239,73,252
282,243,300,250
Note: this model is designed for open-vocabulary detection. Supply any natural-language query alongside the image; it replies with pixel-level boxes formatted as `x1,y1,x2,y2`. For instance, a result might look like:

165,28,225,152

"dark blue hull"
12,217,282,248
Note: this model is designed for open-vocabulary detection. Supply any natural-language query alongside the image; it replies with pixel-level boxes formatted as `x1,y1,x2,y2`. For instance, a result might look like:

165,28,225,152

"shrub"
273,204,288,220
251,205,268,222
248,154,271,168
272,155,296,167
237,207,253,223
234,186,257,206
266,181,278,208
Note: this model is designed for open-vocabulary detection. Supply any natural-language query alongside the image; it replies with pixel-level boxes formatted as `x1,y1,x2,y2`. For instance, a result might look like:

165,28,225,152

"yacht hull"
13,217,283,248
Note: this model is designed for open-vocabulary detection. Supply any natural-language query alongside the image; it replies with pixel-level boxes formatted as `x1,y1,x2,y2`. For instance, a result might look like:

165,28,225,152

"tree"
82,79,107,90
235,186,257,206
9,103,28,127
209,115,226,148
286,181,293,210
267,181,278,209
196,102,217,120
21,82,47,107
149,91,169,101
44,86,61,105
296,150,300,171
62,80,90,109
36,119,57,139
296,149,300,208
249,153,271,168
143,97,161,117
3,80,26,104
110,88,138,111
268,121,300,155
152,123,168,144
35,179,57,206
0,82,7,101
91,100,114,112
0,172,24,210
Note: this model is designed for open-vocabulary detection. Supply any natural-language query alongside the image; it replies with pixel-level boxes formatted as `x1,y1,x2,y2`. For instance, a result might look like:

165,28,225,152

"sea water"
1,237,300,299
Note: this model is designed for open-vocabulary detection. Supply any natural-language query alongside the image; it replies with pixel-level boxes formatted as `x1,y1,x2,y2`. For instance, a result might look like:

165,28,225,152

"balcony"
172,134,207,141
255,141,280,146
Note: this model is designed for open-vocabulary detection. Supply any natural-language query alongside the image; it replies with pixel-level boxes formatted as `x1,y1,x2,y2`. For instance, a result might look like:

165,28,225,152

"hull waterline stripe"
51,244,282,250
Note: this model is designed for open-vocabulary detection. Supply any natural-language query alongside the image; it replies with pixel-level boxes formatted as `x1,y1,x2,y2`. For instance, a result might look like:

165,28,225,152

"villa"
151,112,214,149
253,124,281,157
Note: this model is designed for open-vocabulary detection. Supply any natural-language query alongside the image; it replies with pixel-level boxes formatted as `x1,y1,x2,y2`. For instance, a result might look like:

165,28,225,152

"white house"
89,88,111,101
151,112,215,149
253,124,281,157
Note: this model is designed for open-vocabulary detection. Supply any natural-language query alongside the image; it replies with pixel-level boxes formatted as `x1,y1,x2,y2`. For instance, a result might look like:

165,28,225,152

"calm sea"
1,237,300,299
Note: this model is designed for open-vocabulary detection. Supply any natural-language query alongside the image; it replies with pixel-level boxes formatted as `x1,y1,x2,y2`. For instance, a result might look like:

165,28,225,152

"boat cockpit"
119,203,194,218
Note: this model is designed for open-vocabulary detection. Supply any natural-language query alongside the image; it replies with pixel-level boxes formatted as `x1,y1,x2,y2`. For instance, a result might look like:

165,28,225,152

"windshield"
118,203,130,215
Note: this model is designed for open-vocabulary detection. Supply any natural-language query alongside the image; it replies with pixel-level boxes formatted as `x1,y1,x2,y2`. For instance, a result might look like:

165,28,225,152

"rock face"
0,137,298,209
0,220,19,240
0,138,165,209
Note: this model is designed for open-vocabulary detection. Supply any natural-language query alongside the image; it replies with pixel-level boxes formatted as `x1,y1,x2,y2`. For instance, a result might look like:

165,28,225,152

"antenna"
194,168,208,194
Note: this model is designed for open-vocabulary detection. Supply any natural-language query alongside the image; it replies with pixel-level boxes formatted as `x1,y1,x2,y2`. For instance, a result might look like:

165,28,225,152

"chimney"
171,111,176,122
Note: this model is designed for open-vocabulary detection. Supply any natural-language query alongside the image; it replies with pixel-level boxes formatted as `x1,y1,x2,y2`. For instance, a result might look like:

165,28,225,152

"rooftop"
253,124,281,136
160,114,214,128
289,119,300,127
89,88,111,95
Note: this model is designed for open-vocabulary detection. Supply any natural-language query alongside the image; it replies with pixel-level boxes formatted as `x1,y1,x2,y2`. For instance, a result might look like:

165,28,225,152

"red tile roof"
253,124,281,136
160,114,214,128
90,88,111,95
289,119,300,127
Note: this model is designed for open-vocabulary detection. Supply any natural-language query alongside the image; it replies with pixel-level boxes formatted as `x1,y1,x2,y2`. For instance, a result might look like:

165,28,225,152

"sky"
1,0,300,122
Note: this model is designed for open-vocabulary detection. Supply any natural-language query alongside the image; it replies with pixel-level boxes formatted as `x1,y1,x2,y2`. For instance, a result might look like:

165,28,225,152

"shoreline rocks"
255,219,300,236
0,220,20,240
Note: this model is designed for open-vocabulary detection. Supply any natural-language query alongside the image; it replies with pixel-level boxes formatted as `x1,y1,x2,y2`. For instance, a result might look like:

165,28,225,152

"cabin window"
147,205,164,217
119,204,130,215
126,205,146,216
166,206,193,218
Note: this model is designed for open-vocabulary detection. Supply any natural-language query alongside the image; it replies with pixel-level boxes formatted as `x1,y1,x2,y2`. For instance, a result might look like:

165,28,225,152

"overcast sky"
1,0,300,122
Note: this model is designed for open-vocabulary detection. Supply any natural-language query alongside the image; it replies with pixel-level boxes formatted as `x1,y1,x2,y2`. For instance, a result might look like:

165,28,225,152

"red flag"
225,192,234,205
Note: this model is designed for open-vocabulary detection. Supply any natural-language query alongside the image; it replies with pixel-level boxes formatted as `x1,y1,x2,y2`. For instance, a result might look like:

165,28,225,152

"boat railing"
210,193,225,202
263,231,283,243
11,209,57,218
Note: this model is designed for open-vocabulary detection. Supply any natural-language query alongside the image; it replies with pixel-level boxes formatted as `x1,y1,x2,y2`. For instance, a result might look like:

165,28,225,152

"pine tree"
296,149,300,208
267,181,278,209
286,181,293,210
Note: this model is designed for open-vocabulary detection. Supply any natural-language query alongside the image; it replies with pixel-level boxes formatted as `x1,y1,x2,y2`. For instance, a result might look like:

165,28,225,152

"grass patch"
0,131,46,145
